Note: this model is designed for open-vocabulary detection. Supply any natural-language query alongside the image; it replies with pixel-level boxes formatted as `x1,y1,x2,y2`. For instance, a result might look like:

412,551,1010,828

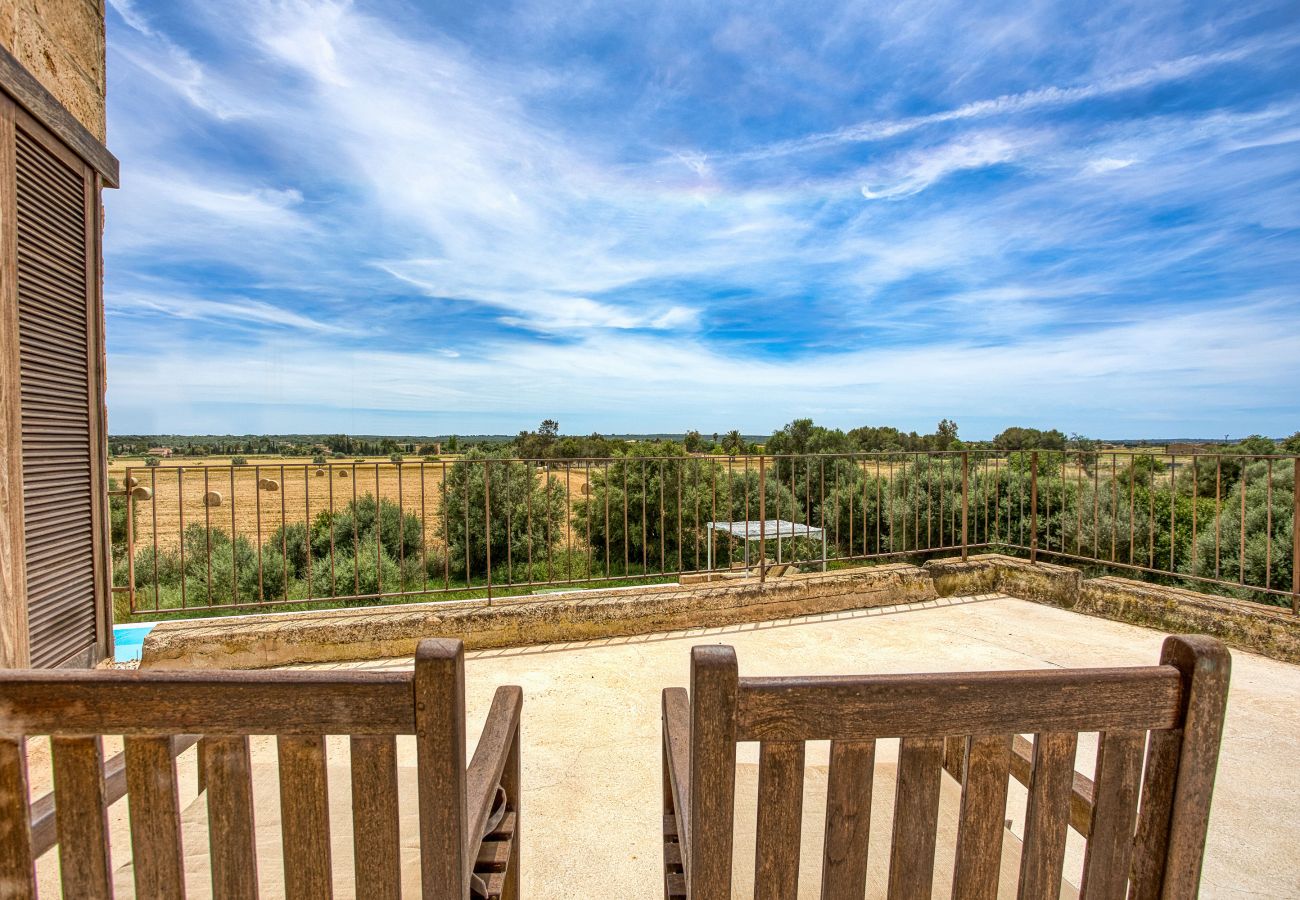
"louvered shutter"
13,124,100,668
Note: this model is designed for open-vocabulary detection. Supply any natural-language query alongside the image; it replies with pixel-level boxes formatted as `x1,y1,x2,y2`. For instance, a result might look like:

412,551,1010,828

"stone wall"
1,0,105,140
141,565,939,670
141,553,1300,669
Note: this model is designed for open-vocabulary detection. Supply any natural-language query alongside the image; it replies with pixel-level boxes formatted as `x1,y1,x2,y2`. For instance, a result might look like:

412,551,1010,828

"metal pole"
961,451,969,562
759,455,767,584
484,460,492,605
1292,457,1299,615
1030,451,1039,564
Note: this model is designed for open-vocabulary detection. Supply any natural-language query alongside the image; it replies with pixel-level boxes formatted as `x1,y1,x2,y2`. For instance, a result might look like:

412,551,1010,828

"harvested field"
111,458,593,556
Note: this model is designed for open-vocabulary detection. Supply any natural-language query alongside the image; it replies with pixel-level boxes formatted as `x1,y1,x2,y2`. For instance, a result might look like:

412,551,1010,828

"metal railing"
110,450,1300,617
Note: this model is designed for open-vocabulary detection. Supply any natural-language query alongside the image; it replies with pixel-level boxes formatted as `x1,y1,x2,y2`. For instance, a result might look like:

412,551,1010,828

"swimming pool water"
112,623,157,662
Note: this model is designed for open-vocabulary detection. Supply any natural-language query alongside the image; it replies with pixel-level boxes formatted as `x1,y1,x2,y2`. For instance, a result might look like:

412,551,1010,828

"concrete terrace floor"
301,592,1299,899
31,594,1298,897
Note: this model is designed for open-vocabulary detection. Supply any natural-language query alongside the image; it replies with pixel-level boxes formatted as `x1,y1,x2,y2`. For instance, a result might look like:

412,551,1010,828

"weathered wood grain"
278,734,333,900
688,645,738,900
820,739,875,900
203,736,259,900
124,736,186,900
0,738,35,899
754,741,804,900
952,734,1014,900
0,669,413,734
736,666,1182,741
351,734,401,900
887,736,944,900
415,638,468,900
51,735,112,899
1079,729,1144,900
1016,732,1078,900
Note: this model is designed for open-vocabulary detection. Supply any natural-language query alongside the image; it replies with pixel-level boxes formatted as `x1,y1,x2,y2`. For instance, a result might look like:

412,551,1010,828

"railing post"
1292,457,1299,615
961,451,969,562
124,466,135,612
758,455,766,584
1030,452,1039,564
484,460,492,605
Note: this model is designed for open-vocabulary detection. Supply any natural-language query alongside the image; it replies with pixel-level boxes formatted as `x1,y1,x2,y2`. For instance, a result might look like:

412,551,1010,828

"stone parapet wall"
141,553,1300,669
142,564,937,670
2,0,105,140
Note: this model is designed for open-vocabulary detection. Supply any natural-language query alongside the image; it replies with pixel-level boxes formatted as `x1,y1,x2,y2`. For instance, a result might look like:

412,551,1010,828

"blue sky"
103,0,1300,439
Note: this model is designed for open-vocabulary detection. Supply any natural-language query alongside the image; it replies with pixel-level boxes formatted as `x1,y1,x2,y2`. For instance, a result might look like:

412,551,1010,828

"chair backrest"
662,635,1229,900
0,637,522,900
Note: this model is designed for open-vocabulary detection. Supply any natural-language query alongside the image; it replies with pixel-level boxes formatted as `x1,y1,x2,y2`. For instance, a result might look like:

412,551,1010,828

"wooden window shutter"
1,90,110,668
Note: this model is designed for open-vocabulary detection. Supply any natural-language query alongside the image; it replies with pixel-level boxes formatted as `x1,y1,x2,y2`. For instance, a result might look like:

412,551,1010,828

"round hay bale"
259,478,279,492
130,486,152,500
203,490,223,507
315,468,326,477
579,483,590,496
338,469,349,478
126,476,139,489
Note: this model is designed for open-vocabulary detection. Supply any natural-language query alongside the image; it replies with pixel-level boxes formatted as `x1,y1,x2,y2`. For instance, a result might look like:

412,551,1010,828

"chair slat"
1154,636,1230,898
351,734,401,900
0,738,36,899
887,736,944,900
124,736,186,900
1079,729,1144,900
415,639,468,900
820,739,875,900
754,741,805,900
688,646,739,900
1017,732,1078,900
279,735,333,900
51,735,112,899
203,736,259,900
952,734,1014,900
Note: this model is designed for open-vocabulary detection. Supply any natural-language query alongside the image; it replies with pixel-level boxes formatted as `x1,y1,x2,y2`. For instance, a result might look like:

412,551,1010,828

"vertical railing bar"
280,463,288,601
150,464,159,610
485,460,492,603
442,460,450,591
329,461,336,597
1214,457,1222,580
1265,458,1272,591
1239,458,1248,585
759,456,767,583
304,465,311,601
1191,456,1199,575
1291,457,1299,614
351,462,359,595
1110,453,1118,562
420,461,427,593
1127,454,1136,566
659,459,665,575
375,464,382,597
961,451,969,561
676,460,683,577
204,467,212,607
624,462,630,577
397,459,405,592
230,465,238,606
255,463,263,601
178,467,186,609
1030,451,1039,564
125,466,136,612
641,458,648,575
605,460,612,579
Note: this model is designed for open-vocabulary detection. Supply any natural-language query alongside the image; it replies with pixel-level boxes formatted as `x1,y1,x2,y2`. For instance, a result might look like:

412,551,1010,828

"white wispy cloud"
726,36,1298,163
108,291,351,334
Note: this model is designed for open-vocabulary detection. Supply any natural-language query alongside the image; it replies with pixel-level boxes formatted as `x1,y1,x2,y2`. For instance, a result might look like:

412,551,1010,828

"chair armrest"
466,685,523,854
662,687,692,877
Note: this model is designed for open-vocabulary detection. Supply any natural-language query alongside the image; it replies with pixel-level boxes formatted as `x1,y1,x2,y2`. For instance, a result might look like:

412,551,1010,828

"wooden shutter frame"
0,69,115,668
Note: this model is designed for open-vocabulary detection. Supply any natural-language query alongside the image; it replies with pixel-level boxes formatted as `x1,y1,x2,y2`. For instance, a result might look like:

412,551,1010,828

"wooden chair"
662,635,1229,900
0,637,521,900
